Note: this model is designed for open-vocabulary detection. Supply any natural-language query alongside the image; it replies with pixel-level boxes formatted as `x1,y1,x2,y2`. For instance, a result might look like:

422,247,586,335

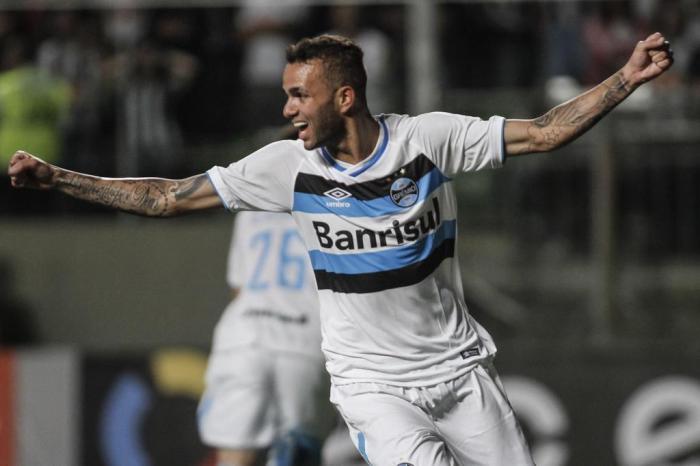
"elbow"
507,139,554,156
135,197,181,218
529,129,575,154
162,202,186,217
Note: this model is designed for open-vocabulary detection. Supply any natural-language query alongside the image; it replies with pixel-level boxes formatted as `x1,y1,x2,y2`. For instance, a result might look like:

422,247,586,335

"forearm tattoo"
524,72,631,153
173,175,207,201
57,172,171,216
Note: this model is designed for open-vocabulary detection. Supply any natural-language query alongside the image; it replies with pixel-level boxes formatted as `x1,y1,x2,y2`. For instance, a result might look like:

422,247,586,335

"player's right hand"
7,150,56,190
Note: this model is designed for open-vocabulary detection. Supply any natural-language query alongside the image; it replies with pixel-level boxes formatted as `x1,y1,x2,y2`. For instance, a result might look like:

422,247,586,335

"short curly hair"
286,34,368,107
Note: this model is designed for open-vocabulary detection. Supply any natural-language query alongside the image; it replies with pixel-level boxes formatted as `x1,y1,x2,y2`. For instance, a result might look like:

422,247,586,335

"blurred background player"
197,211,333,466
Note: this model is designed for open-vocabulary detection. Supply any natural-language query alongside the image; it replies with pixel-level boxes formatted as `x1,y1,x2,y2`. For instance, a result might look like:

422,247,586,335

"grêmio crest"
389,177,419,207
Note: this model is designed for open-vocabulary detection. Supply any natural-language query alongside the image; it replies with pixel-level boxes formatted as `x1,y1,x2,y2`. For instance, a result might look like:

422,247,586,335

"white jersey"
207,112,505,387
210,211,322,359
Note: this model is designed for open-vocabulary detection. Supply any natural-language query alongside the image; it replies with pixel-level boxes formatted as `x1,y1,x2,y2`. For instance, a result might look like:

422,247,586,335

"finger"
658,42,672,51
9,153,21,166
651,51,670,64
9,150,29,166
10,173,26,188
649,41,672,53
655,42,674,64
638,32,666,51
7,155,34,177
7,158,22,176
654,57,674,70
644,31,664,43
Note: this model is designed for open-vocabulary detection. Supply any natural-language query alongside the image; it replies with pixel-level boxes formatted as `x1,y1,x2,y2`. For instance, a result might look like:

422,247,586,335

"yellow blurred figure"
0,37,71,167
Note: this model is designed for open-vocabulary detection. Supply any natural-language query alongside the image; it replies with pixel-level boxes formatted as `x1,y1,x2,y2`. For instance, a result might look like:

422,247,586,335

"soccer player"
8,32,673,465
198,211,332,466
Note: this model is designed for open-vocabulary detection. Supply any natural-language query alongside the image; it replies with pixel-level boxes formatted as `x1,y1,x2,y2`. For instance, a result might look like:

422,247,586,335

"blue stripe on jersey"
292,166,448,217
308,220,456,275
357,432,370,464
320,147,346,172
320,116,388,177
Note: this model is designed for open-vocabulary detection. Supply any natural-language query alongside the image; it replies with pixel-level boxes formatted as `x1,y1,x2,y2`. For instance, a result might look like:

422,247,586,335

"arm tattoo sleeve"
524,72,631,153
173,175,208,201
56,172,174,216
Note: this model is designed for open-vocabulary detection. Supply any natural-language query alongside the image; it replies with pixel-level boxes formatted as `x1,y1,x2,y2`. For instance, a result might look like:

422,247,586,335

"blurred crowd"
1,0,700,216
0,4,402,214
441,0,700,102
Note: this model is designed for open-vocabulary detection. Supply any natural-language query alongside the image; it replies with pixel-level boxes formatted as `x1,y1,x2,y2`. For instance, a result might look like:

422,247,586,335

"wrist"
52,167,78,190
619,65,641,91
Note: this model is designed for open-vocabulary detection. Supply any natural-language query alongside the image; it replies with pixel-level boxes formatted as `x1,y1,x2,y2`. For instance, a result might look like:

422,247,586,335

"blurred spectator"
0,36,70,167
235,0,311,130
0,35,70,214
104,10,198,177
102,7,147,51
180,8,243,139
327,5,396,114
151,9,202,55
37,11,107,174
541,2,585,83
113,40,197,177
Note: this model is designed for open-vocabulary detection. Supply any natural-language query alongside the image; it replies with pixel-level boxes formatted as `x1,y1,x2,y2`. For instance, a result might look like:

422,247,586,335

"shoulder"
239,139,311,175
251,139,308,159
383,112,481,136
412,111,483,129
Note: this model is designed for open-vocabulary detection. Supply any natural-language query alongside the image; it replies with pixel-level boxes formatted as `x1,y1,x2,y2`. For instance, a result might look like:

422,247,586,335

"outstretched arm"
505,32,673,156
7,151,222,216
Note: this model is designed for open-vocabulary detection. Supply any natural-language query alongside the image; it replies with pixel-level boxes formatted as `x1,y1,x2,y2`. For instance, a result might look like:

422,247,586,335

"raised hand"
7,150,55,190
622,32,674,88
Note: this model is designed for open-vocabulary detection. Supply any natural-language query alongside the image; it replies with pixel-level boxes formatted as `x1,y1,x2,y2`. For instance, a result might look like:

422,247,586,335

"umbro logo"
324,187,352,200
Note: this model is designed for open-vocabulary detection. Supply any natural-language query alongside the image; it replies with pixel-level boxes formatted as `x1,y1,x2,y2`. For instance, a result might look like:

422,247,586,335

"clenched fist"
7,151,56,190
622,32,674,88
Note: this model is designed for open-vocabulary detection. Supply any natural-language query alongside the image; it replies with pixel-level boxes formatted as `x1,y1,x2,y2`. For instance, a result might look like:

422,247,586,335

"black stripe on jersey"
295,153,437,201
313,238,455,294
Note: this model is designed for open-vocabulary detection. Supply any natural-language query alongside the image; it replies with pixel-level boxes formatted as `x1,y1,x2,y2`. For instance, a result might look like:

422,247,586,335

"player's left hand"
622,32,674,88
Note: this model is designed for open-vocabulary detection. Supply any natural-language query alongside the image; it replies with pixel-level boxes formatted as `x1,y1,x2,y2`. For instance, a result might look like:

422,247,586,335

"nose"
283,98,297,120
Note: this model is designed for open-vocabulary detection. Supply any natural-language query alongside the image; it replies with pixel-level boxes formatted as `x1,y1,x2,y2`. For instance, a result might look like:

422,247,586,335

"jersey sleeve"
406,112,506,177
206,140,299,212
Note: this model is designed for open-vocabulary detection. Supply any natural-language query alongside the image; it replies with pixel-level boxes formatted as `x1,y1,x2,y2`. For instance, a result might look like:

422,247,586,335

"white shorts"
197,347,333,450
330,363,534,466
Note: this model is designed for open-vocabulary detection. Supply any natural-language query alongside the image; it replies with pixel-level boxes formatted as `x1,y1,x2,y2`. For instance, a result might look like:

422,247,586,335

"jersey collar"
321,115,389,177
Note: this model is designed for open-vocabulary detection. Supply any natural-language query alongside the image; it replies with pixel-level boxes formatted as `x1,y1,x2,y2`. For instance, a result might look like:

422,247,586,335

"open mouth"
293,121,309,138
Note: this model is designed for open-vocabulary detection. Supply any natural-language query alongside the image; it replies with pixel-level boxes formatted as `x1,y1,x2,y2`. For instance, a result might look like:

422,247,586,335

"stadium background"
1,0,699,465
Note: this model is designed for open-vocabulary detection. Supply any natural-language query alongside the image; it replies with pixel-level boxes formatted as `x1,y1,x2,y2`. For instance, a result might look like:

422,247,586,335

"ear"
335,85,356,115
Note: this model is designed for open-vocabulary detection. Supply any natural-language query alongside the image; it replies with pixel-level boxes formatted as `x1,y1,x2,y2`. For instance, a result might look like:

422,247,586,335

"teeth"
293,122,308,129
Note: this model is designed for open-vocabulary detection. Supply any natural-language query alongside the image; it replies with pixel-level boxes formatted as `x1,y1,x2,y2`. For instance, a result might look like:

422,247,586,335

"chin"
303,140,319,150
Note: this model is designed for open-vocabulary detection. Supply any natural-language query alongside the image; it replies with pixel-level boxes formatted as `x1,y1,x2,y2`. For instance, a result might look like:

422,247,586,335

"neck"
327,113,380,165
